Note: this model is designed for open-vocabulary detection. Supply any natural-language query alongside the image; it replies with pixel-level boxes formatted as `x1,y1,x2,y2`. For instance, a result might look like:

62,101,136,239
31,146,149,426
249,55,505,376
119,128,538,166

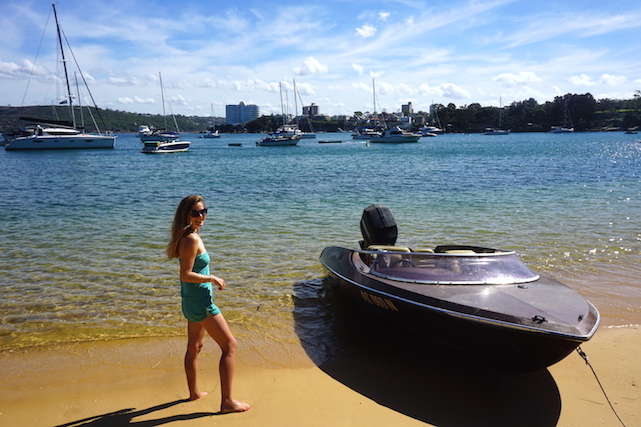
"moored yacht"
369,126,421,143
141,140,190,153
5,5,115,151
5,120,115,150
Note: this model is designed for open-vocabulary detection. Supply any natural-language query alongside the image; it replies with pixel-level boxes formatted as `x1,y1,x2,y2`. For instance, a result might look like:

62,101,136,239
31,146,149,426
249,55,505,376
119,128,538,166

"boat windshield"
363,249,539,285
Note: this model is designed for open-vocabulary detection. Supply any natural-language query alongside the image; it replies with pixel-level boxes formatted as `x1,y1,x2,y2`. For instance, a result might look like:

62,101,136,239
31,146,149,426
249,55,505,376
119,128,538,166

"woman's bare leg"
185,320,208,401
200,313,251,413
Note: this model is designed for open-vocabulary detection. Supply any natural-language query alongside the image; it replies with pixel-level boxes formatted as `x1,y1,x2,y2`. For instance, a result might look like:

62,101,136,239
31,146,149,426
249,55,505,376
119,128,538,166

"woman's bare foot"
189,391,208,401
221,399,252,413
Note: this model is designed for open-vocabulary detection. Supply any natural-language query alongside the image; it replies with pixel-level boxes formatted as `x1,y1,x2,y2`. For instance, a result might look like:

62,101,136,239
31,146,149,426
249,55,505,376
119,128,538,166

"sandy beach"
0,326,638,427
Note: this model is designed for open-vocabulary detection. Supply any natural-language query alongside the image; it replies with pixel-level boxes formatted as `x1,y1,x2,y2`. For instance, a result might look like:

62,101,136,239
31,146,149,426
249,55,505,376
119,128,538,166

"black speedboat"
319,205,600,372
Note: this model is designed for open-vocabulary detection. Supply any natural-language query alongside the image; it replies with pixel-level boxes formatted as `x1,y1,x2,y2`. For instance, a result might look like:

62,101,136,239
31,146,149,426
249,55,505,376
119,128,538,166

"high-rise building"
226,102,260,125
401,102,413,115
302,103,319,117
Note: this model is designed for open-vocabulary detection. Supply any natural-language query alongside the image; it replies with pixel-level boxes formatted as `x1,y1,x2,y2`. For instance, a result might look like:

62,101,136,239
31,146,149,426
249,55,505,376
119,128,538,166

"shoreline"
1,326,638,426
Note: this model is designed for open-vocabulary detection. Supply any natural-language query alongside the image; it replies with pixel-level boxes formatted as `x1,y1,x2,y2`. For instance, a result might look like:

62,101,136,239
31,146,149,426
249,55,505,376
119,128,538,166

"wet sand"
0,326,638,427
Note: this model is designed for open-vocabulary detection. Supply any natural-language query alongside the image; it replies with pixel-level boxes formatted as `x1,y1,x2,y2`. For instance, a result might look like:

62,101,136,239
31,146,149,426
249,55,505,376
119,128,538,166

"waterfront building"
226,102,260,125
303,103,319,117
402,102,413,115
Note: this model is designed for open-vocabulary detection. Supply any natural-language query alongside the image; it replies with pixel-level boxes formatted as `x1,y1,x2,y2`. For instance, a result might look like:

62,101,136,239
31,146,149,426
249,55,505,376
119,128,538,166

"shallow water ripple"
1,132,640,349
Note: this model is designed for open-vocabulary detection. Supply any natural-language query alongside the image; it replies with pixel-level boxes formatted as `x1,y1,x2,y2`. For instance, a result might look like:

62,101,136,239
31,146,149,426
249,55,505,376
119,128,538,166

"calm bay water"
1,132,640,351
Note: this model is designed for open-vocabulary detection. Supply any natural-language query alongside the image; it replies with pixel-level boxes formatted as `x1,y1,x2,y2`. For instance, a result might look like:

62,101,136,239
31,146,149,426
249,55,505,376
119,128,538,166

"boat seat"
367,246,411,270
443,249,477,254
412,247,435,253
367,245,411,252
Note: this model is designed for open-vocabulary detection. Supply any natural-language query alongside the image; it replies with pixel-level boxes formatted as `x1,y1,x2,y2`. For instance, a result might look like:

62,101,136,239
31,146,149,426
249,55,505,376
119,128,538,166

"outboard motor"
360,204,398,249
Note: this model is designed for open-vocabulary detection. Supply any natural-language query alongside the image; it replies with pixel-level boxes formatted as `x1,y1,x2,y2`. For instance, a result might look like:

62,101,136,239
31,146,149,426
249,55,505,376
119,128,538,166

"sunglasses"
189,208,208,218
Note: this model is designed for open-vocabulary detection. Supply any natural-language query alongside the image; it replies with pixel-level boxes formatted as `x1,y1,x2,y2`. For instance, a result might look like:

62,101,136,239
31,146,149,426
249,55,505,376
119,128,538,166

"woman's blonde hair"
166,195,204,259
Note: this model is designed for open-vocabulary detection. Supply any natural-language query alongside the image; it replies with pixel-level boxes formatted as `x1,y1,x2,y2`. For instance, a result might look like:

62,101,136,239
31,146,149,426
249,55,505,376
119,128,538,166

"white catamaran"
5,4,115,151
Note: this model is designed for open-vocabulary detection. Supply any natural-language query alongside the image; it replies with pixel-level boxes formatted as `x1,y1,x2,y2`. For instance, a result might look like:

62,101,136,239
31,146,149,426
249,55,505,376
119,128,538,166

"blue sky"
1,0,640,117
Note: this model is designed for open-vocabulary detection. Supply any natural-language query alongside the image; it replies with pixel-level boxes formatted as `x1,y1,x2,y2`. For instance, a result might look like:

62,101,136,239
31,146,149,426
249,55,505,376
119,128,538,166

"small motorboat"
200,130,221,138
320,204,600,372
256,131,301,146
352,128,382,140
368,126,421,143
482,128,510,135
138,125,180,142
141,140,190,153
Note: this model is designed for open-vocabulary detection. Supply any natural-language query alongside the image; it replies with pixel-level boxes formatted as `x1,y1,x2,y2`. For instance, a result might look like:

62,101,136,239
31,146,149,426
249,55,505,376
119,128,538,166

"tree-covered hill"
2,91,640,134
0,105,220,133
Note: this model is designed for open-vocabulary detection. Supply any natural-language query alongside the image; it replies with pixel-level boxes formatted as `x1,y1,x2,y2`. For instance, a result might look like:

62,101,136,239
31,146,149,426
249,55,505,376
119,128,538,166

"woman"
167,195,251,413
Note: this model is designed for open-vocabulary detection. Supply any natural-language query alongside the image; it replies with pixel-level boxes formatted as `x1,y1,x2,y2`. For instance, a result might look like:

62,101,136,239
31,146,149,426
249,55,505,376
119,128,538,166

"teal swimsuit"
181,251,221,322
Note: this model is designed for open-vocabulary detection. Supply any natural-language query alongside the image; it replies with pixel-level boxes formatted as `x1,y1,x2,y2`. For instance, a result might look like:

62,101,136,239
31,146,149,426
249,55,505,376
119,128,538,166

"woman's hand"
211,275,226,290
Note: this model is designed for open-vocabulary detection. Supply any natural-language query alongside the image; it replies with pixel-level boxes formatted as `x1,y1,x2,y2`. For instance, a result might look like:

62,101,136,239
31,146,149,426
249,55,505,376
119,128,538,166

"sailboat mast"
279,82,285,127
372,79,376,114
293,79,298,127
159,72,167,130
75,72,84,129
52,4,75,127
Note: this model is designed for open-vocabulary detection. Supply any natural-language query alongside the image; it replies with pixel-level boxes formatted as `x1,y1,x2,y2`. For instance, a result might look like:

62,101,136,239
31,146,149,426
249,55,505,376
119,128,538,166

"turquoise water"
1,132,640,350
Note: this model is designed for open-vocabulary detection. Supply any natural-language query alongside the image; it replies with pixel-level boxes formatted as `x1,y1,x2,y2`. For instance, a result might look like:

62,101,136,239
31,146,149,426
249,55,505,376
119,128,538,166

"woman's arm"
178,234,212,284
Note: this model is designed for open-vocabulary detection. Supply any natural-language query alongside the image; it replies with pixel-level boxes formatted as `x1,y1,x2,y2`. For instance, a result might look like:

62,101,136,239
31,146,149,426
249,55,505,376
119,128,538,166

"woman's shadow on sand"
293,278,563,427
53,399,226,427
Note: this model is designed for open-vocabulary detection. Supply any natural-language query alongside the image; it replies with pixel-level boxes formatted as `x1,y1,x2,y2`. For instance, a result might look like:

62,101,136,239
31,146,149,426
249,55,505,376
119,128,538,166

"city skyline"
1,0,640,118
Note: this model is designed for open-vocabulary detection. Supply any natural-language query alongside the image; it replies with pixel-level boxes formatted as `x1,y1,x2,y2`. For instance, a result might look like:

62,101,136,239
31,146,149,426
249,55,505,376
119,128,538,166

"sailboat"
201,104,221,138
140,72,190,153
256,83,301,146
483,98,510,135
366,79,421,143
293,80,316,139
551,99,574,133
5,5,115,151
139,72,182,143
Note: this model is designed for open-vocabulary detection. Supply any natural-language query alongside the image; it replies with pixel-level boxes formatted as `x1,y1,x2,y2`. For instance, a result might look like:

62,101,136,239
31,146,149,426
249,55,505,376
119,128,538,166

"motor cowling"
360,204,398,249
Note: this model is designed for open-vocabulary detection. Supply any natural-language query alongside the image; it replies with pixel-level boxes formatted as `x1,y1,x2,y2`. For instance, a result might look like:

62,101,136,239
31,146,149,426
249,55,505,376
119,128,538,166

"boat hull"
320,246,599,372
550,127,574,133
256,136,300,146
201,131,220,138
483,129,510,135
5,135,115,150
369,127,421,143
140,133,180,142
141,140,190,153
369,135,421,143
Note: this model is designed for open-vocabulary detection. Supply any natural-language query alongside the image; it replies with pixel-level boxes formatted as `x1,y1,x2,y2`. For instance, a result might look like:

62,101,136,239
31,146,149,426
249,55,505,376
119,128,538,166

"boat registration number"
360,290,399,311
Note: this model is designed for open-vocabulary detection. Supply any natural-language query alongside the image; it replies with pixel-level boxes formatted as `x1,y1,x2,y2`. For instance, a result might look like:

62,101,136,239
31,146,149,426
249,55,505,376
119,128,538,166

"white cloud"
356,24,377,38
293,56,328,76
568,73,626,87
108,76,147,87
218,79,278,93
378,12,390,21
295,81,315,96
0,59,47,79
599,74,626,85
419,83,471,100
352,63,364,75
441,83,471,99
352,81,371,93
569,74,596,86
493,72,542,87
117,96,156,105
377,81,394,95
167,94,190,106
